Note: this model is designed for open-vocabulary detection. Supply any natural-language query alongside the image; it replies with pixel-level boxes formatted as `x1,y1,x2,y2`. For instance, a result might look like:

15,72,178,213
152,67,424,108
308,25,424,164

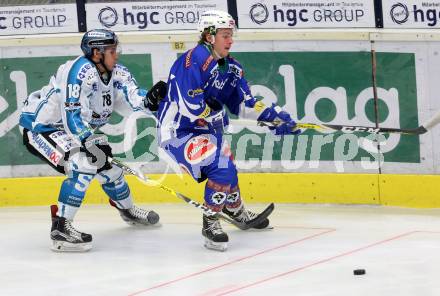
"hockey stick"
108,157,274,231
231,109,440,135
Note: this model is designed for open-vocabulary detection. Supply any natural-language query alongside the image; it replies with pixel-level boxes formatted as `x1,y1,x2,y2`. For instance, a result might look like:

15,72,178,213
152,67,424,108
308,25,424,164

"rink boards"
1,173,439,208
1,30,440,208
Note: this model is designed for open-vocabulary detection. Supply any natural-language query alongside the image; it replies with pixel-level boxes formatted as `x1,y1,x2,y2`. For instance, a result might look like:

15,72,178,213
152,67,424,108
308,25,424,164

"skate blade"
248,224,274,231
122,219,161,227
204,238,227,252
51,240,92,252
120,215,160,226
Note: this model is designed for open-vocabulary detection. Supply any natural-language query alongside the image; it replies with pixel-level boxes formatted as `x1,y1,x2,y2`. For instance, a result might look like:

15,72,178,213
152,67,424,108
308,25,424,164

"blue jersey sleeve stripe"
158,101,171,123
121,86,143,112
65,57,88,137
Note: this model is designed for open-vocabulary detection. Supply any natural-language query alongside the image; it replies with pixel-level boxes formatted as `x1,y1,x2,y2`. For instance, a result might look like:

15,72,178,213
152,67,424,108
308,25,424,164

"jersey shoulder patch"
114,63,130,73
74,58,95,80
202,55,214,72
185,44,212,69
185,48,195,69
227,56,243,78
113,63,133,83
71,58,99,86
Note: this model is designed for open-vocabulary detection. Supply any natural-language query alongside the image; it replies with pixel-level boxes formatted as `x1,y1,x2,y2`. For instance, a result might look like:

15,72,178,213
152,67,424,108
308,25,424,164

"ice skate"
223,205,271,229
202,214,228,251
50,205,92,252
109,199,160,226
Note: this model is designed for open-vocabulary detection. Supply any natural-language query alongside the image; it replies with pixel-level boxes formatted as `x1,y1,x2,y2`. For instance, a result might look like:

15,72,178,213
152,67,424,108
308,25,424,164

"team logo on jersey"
184,135,216,164
187,88,204,98
213,79,227,90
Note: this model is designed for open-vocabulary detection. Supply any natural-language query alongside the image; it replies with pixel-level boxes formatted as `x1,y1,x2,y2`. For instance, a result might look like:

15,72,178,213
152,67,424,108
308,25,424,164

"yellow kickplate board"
1,173,439,208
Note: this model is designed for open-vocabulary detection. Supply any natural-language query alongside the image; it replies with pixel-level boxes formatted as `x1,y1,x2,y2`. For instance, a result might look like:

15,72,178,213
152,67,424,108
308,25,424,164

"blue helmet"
80,29,118,57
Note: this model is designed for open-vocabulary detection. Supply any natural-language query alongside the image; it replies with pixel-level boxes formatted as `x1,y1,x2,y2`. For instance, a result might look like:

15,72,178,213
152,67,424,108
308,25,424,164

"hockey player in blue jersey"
157,11,300,251
19,29,167,252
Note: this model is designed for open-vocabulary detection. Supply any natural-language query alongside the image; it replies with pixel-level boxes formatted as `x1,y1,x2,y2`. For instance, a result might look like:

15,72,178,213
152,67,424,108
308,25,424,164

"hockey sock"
224,185,243,215
204,179,230,212
102,175,133,209
57,172,93,220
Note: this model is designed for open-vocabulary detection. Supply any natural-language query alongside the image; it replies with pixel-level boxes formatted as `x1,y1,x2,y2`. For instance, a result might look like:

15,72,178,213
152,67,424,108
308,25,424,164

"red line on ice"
216,230,428,295
128,228,335,296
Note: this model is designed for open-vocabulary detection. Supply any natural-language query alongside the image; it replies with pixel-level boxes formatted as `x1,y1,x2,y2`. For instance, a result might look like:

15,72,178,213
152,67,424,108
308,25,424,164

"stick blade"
230,203,275,230
412,126,428,135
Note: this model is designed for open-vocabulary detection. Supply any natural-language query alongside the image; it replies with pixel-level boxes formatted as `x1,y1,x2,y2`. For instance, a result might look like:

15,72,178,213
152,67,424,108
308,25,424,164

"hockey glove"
257,103,301,135
271,121,300,136
205,96,223,111
144,80,167,111
81,134,113,172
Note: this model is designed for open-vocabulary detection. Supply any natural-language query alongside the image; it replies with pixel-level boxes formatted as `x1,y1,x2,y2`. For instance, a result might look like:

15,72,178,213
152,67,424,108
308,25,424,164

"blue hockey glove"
257,103,301,135
209,112,225,134
271,121,301,135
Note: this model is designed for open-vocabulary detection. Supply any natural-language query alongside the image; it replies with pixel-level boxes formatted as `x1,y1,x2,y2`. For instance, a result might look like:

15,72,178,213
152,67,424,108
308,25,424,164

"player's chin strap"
108,157,274,231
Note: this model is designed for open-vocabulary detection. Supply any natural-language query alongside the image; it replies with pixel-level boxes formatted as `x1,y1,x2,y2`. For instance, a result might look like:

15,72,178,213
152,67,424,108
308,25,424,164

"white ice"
1,203,440,296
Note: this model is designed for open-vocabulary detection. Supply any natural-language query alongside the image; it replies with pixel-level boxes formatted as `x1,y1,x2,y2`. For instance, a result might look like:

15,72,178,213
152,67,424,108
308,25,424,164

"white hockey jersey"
19,56,149,141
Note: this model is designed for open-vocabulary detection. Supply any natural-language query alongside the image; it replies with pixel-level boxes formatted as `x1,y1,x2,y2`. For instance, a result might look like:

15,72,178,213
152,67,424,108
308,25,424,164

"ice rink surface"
1,203,440,296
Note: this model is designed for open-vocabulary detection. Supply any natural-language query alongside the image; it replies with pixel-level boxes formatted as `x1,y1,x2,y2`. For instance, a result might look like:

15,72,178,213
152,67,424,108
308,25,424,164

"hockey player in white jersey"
19,29,167,252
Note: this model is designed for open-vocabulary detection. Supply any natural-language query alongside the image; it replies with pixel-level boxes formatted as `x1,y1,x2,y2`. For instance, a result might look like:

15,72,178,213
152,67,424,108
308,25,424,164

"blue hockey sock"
102,176,133,209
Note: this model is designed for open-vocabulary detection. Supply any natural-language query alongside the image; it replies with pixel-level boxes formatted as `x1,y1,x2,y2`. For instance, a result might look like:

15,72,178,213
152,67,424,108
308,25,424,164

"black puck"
353,269,366,275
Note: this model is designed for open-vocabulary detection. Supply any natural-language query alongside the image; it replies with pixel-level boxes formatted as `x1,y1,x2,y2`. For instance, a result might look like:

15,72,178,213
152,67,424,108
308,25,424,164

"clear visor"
101,44,122,55
215,27,235,38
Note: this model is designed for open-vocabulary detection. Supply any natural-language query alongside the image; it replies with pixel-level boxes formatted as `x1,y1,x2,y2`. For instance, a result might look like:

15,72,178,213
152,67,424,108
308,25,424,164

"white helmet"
197,10,236,35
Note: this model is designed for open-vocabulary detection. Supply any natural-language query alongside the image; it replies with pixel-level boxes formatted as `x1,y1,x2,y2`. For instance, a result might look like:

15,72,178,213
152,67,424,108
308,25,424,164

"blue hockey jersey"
157,44,260,143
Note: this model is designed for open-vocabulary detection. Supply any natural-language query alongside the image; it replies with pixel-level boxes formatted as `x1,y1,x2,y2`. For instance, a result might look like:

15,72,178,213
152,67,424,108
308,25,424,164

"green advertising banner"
230,51,418,163
0,54,153,166
0,51,418,171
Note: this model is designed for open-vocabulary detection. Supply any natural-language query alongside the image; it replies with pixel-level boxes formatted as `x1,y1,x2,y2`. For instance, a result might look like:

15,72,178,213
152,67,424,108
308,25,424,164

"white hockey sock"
57,202,80,220
111,195,134,210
